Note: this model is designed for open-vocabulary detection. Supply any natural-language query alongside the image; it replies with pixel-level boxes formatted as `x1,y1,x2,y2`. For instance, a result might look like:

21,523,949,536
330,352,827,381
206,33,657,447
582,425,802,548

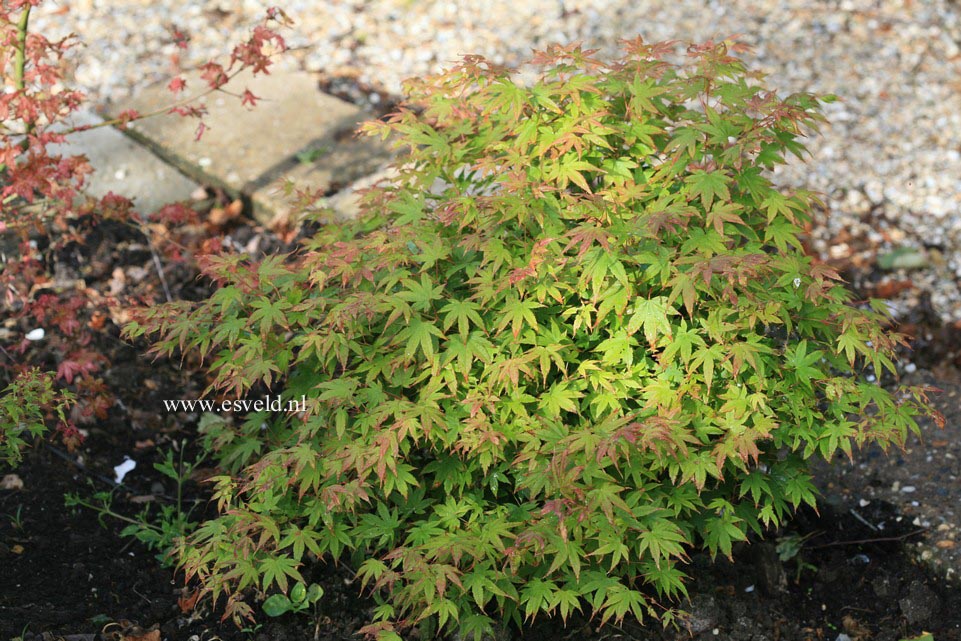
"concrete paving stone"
253,134,391,225
113,69,390,226
322,166,400,220
50,109,199,215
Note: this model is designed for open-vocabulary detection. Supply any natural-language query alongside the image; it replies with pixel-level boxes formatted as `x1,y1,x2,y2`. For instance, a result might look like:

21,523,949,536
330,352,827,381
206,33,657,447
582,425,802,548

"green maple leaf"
787,340,824,389
441,298,485,337
259,556,304,593
685,170,730,210
626,296,676,345
398,317,445,360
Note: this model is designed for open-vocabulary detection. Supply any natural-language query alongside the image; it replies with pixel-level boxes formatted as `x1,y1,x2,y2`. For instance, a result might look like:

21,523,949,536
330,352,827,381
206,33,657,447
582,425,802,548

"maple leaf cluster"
133,39,939,637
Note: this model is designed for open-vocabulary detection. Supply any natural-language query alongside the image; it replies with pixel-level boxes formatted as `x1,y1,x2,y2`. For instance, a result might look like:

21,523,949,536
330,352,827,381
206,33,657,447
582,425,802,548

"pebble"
0,474,24,490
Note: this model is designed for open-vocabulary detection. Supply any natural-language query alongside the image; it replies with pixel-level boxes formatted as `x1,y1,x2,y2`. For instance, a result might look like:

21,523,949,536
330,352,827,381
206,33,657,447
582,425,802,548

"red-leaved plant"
0,0,291,462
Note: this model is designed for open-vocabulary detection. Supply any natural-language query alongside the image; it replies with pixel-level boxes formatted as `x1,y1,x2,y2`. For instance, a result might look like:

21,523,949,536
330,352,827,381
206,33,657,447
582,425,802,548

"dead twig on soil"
807,527,928,550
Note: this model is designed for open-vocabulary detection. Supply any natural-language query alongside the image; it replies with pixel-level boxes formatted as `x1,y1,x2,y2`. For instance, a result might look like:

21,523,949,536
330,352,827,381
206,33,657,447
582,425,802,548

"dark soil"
3,209,961,641
4,440,961,641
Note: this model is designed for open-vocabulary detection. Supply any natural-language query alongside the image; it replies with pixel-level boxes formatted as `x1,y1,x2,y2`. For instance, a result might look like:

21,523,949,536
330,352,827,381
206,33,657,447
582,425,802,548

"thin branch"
137,214,174,303
57,46,292,137
808,527,927,550
14,4,33,152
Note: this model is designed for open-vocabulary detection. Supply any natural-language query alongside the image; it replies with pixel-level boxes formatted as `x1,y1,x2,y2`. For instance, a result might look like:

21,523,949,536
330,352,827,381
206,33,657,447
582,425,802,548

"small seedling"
776,532,819,583
262,582,324,617
65,441,205,563
295,146,329,165
7,505,24,530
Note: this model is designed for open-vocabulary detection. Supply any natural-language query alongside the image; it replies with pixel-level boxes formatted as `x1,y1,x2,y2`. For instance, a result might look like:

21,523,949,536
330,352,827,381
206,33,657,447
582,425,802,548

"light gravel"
32,0,961,321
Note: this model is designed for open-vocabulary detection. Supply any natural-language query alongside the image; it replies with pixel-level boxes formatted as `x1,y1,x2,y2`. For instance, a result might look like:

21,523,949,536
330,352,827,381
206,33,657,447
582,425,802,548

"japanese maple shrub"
131,40,938,637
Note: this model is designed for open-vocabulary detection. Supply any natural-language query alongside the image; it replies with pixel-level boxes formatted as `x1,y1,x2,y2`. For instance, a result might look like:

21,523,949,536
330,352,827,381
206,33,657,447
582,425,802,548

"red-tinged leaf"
168,77,186,94
705,202,745,236
200,62,228,89
241,89,260,108
115,109,140,128
564,225,610,258
168,25,190,49
56,356,100,384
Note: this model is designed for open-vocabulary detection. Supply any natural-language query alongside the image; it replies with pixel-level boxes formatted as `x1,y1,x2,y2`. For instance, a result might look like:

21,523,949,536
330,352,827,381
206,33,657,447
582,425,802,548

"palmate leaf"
627,75,670,114
497,297,543,338
598,585,650,625
636,518,687,568
520,578,558,620
594,330,636,367
249,297,288,335
665,126,702,159
626,296,676,345
397,317,445,360
397,273,445,311
258,556,304,593
441,298,485,337
702,507,748,560
553,156,597,192
684,170,730,210
539,381,582,418
787,340,825,389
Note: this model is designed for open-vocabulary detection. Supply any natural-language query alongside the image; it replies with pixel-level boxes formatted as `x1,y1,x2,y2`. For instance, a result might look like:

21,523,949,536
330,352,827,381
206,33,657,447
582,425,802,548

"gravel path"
34,0,961,321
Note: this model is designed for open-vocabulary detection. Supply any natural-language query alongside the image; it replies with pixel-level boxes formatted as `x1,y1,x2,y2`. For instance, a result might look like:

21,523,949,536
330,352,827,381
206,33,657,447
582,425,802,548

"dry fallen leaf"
11,544,24,554
88,310,107,330
871,279,914,299
188,467,218,483
207,198,243,228
108,303,131,327
936,540,956,549
842,614,872,640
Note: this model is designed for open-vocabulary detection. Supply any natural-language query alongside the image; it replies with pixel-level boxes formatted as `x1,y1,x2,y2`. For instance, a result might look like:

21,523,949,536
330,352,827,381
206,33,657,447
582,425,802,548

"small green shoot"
262,582,324,617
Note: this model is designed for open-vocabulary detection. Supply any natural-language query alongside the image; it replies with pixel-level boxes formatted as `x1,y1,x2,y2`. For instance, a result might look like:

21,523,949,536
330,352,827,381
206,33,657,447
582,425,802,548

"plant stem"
68,494,152,529
14,4,33,152
176,441,185,518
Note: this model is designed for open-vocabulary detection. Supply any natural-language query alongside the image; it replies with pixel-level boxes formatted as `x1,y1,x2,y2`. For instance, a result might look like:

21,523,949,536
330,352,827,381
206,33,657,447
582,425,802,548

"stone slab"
50,109,199,214
322,166,400,220
113,69,390,225
253,134,390,224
